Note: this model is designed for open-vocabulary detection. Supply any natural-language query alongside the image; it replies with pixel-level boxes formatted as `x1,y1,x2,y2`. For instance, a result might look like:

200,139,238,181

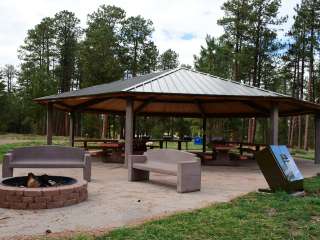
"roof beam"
54,102,71,110
134,98,154,113
242,101,270,116
194,100,207,117
73,97,115,111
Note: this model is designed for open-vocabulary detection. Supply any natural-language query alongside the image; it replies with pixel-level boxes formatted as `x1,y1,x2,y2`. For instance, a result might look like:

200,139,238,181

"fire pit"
0,174,88,210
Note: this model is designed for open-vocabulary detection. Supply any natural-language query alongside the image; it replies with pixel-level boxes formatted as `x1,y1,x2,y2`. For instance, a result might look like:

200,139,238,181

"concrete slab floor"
0,159,319,239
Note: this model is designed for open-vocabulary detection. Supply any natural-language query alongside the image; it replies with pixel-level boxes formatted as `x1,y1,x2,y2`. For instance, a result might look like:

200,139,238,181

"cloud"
0,0,301,68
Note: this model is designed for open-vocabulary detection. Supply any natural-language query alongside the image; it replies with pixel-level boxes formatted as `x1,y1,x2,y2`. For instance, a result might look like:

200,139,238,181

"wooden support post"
270,105,279,145
125,98,133,167
202,117,207,153
69,111,75,147
47,103,53,145
314,114,320,164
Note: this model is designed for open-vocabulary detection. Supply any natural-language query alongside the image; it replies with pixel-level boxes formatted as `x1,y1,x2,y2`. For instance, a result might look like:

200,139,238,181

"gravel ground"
0,158,319,239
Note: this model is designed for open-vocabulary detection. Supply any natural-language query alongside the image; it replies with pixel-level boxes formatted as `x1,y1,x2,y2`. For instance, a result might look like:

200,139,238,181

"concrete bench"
128,149,201,193
2,146,91,182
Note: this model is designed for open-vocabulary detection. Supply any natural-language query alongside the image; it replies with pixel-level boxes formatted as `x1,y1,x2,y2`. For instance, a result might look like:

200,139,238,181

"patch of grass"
63,177,320,240
0,142,44,161
291,149,315,161
0,133,68,141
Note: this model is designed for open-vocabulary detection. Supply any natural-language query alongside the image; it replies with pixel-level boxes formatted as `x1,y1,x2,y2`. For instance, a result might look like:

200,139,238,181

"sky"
0,0,301,67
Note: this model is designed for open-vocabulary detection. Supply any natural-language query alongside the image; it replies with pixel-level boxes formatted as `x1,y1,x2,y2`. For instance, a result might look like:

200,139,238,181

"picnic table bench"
128,149,201,193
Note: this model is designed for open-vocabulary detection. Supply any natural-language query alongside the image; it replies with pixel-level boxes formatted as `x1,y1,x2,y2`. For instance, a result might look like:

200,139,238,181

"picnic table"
224,141,267,155
150,139,192,150
212,145,234,162
74,139,119,150
100,142,124,163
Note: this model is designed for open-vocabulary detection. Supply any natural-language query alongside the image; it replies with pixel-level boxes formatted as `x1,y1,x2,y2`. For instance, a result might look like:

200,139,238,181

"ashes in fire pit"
0,173,88,210
2,173,77,188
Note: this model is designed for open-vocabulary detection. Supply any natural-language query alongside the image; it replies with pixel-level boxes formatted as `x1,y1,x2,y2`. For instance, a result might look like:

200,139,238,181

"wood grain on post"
270,104,279,145
125,98,133,167
47,102,53,145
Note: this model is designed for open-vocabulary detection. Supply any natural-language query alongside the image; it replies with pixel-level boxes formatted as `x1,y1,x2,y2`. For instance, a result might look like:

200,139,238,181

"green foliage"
216,0,286,87
194,35,233,78
54,10,82,92
121,15,156,76
81,5,126,87
0,77,7,131
158,49,179,70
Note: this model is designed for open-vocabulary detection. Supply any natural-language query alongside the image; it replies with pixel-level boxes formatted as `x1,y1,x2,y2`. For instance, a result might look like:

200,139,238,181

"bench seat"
133,162,177,176
129,149,201,193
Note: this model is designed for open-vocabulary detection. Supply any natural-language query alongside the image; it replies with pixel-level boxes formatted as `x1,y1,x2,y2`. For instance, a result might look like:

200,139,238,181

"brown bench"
128,149,201,193
2,146,91,181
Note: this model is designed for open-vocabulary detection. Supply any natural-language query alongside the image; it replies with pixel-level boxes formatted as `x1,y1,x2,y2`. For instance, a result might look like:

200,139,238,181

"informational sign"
256,145,304,193
270,145,304,182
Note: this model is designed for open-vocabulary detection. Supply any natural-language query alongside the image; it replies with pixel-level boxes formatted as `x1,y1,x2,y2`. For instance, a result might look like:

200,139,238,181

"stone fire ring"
0,180,88,210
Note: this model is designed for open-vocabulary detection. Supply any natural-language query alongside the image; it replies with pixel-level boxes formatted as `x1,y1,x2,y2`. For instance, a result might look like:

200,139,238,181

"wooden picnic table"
212,145,234,162
74,139,119,149
100,142,125,163
150,139,192,150
224,141,267,155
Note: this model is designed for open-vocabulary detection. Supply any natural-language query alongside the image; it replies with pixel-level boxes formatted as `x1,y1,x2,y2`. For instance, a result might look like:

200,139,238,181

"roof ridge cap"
123,68,182,92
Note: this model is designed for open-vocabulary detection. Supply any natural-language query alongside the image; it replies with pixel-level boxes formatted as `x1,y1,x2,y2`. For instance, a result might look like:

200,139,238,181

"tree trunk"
120,115,125,139
303,115,309,150
298,116,301,149
247,118,255,143
288,117,292,145
101,114,109,139
289,117,296,147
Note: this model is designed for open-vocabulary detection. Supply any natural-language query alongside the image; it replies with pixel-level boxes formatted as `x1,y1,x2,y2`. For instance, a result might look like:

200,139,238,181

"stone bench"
128,149,201,193
2,146,91,182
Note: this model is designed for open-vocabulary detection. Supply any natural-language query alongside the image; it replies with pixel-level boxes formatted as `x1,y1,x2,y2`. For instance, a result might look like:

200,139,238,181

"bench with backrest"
2,146,91,181
128,149,201,193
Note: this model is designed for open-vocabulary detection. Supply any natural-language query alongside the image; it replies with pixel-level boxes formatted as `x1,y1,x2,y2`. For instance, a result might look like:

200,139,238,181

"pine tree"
158,49,179,70
218,0,251,82
194,35,233,78
121,15,154,77
54,11,82,93
81,5,126,87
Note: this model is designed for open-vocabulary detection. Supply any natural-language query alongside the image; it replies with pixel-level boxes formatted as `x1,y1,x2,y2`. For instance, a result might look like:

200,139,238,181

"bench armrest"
179,157,200,164
178,160,201,175
128,155,147,168
84,151,91,164
3,152,13,165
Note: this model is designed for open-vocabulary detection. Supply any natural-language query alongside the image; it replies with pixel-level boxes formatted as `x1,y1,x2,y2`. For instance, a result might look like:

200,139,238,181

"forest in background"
0,0,320,149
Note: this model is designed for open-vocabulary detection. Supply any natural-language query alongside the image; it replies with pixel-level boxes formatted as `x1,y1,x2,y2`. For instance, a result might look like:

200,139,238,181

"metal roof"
35,69,172,101
34,67,320,117
126,68,284,97
35,68,285,101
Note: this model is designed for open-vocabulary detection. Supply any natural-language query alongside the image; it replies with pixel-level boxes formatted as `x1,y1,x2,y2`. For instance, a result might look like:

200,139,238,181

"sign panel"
270,145,304,182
